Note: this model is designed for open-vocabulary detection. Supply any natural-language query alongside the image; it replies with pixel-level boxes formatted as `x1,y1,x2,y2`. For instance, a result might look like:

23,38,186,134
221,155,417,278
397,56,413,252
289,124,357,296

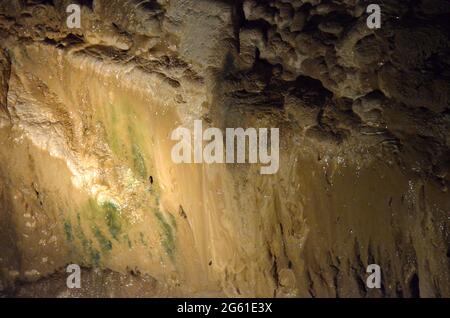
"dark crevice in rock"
409,273,420,298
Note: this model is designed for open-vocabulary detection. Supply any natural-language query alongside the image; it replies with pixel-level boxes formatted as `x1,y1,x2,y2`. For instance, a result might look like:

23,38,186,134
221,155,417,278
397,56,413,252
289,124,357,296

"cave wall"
0,0,449,297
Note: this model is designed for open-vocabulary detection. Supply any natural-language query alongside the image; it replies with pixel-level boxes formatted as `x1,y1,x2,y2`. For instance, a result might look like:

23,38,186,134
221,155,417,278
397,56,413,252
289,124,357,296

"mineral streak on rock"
0,0,449,297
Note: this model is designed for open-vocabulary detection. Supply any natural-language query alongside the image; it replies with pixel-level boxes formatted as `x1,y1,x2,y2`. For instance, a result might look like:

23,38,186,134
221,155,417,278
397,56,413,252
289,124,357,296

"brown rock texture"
0,0,448,297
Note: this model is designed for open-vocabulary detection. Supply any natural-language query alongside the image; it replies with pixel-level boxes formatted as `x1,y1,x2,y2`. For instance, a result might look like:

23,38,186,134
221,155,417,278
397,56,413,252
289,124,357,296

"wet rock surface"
0,0,449,297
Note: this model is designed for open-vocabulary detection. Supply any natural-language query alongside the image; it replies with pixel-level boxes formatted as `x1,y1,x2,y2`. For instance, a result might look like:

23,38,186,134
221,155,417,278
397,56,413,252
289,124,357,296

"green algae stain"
109,129,121,155
168,213,177,230
154,210,176,259
82,199,124,243
128,122,149,180
75,214,87,245
64,219,74,242
75,213,101,267
103,201,122,240
86,198,102,219
139,232,147,247
104,103,122,157
110,102,118,125
123,234,132,249
75,213,90,252
92,225,113,252
132,144,147,179
101,100,154,181
90,249,101,267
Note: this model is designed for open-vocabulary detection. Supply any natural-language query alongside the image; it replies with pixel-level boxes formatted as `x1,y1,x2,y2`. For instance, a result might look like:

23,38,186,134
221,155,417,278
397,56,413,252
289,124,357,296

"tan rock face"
0,0,448,297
